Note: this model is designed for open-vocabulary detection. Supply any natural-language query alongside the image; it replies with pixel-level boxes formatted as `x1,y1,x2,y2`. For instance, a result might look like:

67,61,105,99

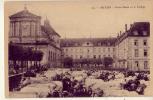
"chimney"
125,24,127,32
130,24,133,29
120,31,122,36
117,33,119,37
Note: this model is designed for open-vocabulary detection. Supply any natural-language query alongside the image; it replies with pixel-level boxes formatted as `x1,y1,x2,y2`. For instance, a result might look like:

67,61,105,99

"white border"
1,0,153,100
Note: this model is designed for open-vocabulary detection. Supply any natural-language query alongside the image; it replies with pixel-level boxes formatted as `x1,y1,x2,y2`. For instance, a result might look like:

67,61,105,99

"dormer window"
143,31,147,36
133,30,138,35
107,42,110,46
98,42,101,46
101,42,103,46
75,43,78,46
66,43,69,46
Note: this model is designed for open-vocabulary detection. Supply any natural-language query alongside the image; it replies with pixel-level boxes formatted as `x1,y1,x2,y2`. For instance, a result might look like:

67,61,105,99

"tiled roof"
61,38,117,47
9,9,41,19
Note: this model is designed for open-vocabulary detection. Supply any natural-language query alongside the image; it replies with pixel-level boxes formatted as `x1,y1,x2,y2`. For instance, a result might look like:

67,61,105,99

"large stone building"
8,7,150,71
115,22,150,71
61,38,116,60
61,22,150,71
9,7,61,67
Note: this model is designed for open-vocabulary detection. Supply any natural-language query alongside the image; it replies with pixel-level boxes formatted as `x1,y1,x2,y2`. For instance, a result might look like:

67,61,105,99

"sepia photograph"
4,0,153,98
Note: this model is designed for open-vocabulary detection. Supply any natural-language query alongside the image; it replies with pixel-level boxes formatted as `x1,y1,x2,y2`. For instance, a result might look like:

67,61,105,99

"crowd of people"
18,68,150,97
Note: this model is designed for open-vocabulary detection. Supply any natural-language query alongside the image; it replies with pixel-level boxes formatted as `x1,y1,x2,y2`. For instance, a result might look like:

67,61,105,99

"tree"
63,57,73,68
95,58,103,66
103,57,113,68
9,43,44,71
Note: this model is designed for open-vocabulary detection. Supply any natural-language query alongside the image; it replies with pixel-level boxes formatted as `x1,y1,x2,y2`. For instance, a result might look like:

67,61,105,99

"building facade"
8,7,150,71
61,22,150,71
115,22,150,71
61,38,116,60
9,7,61,67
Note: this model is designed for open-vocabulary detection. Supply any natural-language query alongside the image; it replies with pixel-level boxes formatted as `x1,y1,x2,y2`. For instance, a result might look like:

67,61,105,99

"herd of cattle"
18,68,150,97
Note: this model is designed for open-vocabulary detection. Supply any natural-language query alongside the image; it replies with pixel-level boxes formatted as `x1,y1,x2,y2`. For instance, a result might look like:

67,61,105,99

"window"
143,31,147,36
80,55,82,59
75,43,78,46
143,40,147,46
108,48,110,52
66,43,69,46
144,61,148,69
144,49,148,57
98,43,101,46
87,49,90,53
93,55,96,59
113,48,115,52
135,49,139,57
133,30,138,35
113,55,115,58
93,48,96,52
80,48,82,52
135,61,139,68
65,48,68,52
99,48,101,52
87,42,89,45
48,51,50,61
134,40,138,46
107,42,110,46
55,53,56,60
76,55,78,59
51,51,53,61
99,55,101,58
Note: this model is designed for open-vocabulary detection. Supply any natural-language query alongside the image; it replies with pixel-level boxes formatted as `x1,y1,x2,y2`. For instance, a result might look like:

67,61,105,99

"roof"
62,22,150,47
61,38,117,47
41,26,54,42
43,19,61,37
41,25,60,37
128,22,150,37
9,8,41,19
116,22,150,45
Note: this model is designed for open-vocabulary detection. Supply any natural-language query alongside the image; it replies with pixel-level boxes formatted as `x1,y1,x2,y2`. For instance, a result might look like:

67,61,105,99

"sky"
4,0,152,38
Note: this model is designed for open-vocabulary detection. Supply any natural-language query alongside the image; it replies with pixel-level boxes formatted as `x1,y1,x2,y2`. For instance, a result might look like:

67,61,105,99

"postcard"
4,0,153,98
